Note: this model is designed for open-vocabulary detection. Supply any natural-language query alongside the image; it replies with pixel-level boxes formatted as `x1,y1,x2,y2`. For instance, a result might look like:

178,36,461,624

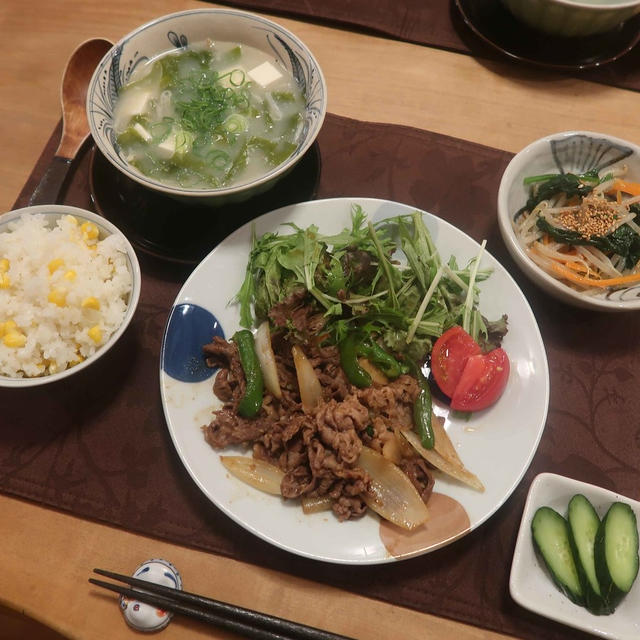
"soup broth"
113,41,306,190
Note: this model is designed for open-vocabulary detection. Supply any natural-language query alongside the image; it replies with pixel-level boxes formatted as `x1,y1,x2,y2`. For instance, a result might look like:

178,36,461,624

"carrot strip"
606,179,640,197
550,262,640,288
561,261,590,274
531,245,592,274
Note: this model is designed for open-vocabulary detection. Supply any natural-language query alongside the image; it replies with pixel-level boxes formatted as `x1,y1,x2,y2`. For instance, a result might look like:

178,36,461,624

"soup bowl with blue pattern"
87,9,327,205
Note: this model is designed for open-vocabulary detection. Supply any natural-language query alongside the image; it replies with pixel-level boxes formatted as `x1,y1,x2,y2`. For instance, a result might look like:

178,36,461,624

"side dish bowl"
510,473,640,639
497,130,640,312
0,205,141,388
500,0,640,37
86,8,327,205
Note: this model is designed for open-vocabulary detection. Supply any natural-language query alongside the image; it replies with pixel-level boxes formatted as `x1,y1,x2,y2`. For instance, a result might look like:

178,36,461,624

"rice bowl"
0,205,141,387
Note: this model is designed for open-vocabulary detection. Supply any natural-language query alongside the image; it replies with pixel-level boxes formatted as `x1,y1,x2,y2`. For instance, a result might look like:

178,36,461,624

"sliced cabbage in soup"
113,41,306,190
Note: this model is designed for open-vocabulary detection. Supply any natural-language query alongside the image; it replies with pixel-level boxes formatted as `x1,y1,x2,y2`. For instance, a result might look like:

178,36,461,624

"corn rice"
0,213,132,378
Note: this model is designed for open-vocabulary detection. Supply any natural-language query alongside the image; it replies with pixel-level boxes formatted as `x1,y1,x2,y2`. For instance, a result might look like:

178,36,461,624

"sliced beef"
399,456,435,504
202,316,430,523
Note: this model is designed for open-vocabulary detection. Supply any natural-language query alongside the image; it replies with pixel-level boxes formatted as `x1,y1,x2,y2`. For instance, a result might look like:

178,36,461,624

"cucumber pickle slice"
567,495,611,615
595,501,639,611
531,506,584,605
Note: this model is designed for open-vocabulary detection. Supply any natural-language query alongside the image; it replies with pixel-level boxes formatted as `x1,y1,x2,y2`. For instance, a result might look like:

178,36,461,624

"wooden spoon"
29,37,113,206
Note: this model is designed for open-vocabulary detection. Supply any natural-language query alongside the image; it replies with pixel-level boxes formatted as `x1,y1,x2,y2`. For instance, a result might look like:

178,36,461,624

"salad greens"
236,205,506,362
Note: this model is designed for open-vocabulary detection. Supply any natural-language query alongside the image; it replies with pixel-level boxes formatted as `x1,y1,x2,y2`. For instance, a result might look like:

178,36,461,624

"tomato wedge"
431,326,481,398
450,348,510,412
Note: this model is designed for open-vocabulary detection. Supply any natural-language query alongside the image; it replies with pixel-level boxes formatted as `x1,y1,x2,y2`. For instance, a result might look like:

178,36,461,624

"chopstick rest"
90,566,356,640
116,559,182,632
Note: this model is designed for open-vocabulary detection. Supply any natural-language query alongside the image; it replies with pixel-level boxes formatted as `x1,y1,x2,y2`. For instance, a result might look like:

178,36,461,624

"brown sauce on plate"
380,492,470,558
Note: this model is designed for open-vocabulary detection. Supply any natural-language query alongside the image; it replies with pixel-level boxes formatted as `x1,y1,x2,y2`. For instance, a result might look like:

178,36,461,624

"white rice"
0,213,132,378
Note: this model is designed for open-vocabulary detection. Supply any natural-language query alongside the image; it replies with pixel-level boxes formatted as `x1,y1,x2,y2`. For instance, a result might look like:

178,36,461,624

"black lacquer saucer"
89,144,321,265
455,0,640,71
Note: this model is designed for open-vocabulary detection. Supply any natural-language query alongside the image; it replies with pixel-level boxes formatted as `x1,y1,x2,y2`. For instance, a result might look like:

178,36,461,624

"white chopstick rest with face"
119,559,182,632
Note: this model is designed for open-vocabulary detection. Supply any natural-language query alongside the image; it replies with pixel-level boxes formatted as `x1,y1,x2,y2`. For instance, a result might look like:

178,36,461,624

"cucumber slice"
594,502,639,610
532,506,584,605
567,495,611,615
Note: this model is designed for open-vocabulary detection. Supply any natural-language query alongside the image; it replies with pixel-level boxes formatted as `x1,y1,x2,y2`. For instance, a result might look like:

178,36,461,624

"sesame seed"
557,195,620,239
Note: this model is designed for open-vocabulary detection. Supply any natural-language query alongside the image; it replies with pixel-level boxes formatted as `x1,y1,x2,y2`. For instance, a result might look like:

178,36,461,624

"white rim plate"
159,197,550,564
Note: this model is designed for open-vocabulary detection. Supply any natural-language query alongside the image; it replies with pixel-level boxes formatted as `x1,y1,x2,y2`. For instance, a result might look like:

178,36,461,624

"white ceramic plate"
510,473,640,638
160,197,550,564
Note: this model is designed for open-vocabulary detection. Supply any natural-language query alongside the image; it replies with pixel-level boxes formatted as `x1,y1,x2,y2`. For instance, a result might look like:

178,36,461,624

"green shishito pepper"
339,334,372,388
413,366,434,450
359,339,409,379
339,333,409,388
232,329,264,418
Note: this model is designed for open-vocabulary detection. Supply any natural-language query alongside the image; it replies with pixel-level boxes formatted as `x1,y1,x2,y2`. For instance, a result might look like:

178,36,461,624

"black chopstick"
90,568,356,640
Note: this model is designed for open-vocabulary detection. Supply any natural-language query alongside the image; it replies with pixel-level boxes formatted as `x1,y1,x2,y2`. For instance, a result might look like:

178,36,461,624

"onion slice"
301,495,333,514
292,344,322,412
431,414,463,467
400,429,484,492
254,321,282,399
220,456,284,495
358,446,429,530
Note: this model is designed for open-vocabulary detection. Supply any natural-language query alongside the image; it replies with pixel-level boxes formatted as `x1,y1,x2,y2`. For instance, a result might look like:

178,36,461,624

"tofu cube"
248,61,283,88
132,123,152,143
156,131,177,159
114,87,153,131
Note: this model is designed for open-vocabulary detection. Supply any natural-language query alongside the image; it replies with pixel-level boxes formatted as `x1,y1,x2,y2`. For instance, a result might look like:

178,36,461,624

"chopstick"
90,568,356,640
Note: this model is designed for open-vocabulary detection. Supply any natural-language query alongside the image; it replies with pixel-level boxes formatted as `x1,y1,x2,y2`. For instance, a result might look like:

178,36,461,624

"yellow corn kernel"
48,258,64,274
64,215,78,226
3,331,26,348
81,296,100,310
0,274,10,289
88,325,102,344
0,258,9,272
81,222,99,243
63,270,77,281
0,320,18,337
48,288,67,307
47,359,59,374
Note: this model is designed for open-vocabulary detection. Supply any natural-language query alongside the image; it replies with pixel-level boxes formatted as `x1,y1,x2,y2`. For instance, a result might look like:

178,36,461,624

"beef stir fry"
201,207,500,529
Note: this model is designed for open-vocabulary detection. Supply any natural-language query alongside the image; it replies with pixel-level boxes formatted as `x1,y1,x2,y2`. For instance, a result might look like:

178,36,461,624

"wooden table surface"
1,1,639,638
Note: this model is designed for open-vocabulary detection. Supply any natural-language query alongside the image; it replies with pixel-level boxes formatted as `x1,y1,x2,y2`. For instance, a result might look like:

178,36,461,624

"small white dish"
510,472,640,639
497,130,640,312
0,205,141,388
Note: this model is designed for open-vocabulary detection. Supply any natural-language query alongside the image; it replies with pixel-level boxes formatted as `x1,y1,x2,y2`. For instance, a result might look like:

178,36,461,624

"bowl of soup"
500,0,640,37
87,9,327,204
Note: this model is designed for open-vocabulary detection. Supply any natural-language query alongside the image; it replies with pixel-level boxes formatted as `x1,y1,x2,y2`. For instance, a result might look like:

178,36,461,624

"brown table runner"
212,0,640,92
4,114,639,640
